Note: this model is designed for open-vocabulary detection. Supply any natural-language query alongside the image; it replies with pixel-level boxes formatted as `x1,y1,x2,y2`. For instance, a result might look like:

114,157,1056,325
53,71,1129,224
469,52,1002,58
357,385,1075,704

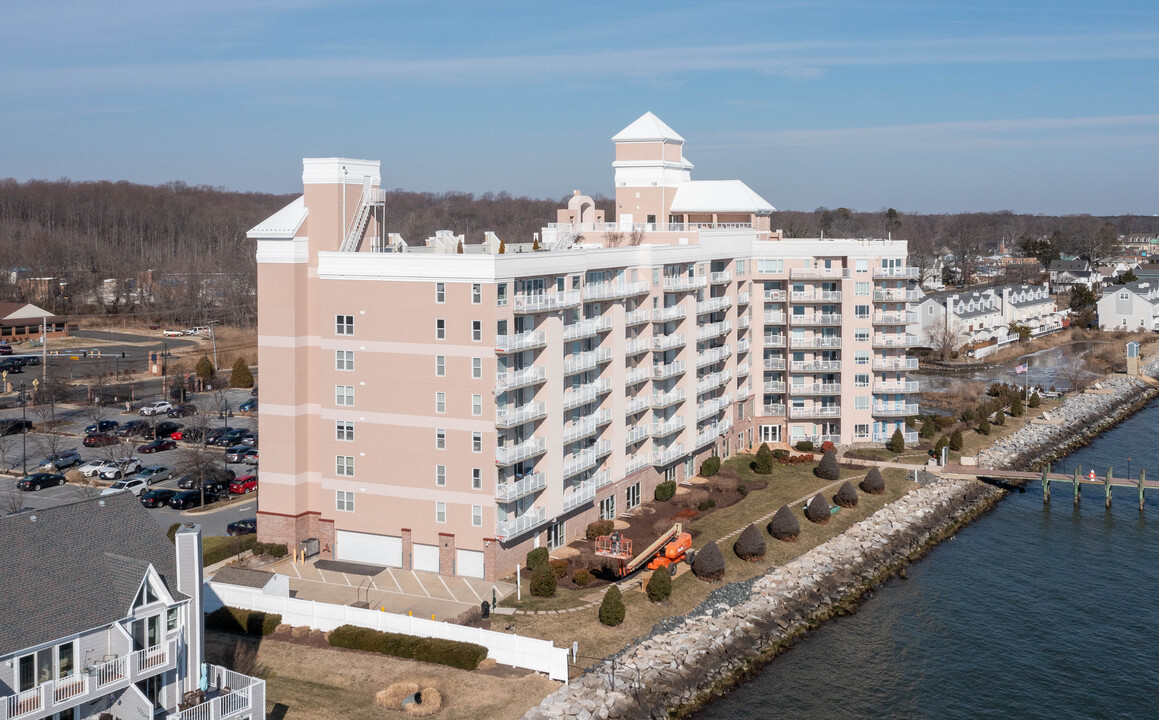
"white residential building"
1098,281,1159,331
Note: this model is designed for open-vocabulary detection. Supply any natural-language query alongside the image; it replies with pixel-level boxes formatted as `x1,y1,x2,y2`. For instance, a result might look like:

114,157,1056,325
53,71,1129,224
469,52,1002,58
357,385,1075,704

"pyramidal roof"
612,112,685,143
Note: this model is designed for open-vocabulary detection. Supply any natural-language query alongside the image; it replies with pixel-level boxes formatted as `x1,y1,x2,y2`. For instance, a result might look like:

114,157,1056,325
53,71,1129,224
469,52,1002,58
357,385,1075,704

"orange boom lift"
594,523,694,578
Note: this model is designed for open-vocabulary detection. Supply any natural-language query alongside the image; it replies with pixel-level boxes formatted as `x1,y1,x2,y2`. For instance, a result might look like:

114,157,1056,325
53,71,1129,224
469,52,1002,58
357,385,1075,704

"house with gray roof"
1097,281,1159,331
911,282,1061,358
0,493,265,720
1047,258,1098,292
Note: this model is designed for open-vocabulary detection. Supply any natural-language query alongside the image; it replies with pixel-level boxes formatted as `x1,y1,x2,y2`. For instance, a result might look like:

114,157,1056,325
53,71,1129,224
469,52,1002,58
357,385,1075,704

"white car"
78,459,110,478
100,457,142,480
139,401,173,416
134,465,171,484
101,477,149,497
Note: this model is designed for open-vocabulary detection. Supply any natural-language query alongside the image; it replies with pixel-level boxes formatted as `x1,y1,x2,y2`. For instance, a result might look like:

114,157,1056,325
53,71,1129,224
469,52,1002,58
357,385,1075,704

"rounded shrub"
993,409,1006,426
230,357,254,389
733,523,766,562
526,547,549,571
195,356,215,381
655,480,677,502
814,449,840,481
919,417,937,438
549,558,569,579
860,467,885,495
772,448,790,460
700,456,721,477
887,428,906,453
572,569,591,587
691,541,725,582
754,443,774,474
1029,392,1042,408
795,440,815,452
977,418,991,435
819,440,836,454
697,498,716,511
960,407,978,422
934,435,949,457
1011,394,1025,417
586,519,615,541
804,494,830,524
530,559,556,597
767,505,800,541
646,566,672,602
949,429,964,452
599,586,625,626
834,481,859,508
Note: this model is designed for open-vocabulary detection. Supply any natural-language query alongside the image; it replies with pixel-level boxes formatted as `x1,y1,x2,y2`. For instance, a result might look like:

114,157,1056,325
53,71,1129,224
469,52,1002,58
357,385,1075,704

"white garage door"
335,530,402,567
456,549,485,579
413,543,440,573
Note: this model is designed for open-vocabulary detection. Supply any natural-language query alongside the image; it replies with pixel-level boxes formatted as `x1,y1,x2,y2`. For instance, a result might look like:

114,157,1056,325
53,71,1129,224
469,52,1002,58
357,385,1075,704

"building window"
435,355,446,377
336,490,355,512
855,396,870,410
599,495,616,521
855,351,870,365
435,282,445,303
167,607,178,632
436,501,446,523
336,385,354,406
472,357,482,379
854,374,869,388
336,455,354,476
472,468,482,490
497,283,508,306
472,320,482,342
855,305,870,319
855,424,870,439
436,319,446,340
472,283,482,304
336,350,354,371
759,424,780,442
855,329,870,342
336,421,354,441
436,465,446,486
472,394,482,416
856,259,868,273
472,431,482,453
472,505,482,527
664,467,677,483
547,520,565,550
435,392,446,413
626,482,640,510
855,282,871,296
336,314,354,335
758,259,783,274
436,428,446,449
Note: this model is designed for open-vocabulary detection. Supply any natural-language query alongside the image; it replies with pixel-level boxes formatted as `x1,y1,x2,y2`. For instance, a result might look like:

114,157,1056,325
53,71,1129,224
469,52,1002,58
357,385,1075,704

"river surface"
697,400,1159,720
912,340,1105,393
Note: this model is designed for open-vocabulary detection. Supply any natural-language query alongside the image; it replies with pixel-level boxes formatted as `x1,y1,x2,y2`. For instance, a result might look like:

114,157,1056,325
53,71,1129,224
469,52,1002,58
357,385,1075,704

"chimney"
175,524,204,695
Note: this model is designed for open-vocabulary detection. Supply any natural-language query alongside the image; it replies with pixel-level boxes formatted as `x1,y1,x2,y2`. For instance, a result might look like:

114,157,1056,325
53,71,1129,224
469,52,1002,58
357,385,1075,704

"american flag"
1015,363,1028,374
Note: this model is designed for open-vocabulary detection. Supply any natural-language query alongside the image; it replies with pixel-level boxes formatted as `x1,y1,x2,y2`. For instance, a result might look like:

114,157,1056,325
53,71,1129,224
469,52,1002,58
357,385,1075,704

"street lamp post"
19,381,27,476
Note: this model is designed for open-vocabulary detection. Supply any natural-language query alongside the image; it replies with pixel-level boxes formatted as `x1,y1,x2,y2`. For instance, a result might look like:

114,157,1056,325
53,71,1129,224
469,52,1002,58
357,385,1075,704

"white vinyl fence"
207,583,569,681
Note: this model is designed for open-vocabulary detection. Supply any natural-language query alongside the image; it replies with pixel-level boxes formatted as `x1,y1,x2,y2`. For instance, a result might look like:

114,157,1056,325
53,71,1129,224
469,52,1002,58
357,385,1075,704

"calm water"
698,401,1159,720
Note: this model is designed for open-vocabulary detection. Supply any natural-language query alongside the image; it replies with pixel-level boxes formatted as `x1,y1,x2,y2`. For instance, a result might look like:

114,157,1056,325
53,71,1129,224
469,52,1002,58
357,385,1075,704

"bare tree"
946,215,985,287
602,230,624,247
1,479,24,515
628,227,647,246
1060,354,1094,392
924,318,966,361
0,431,19,473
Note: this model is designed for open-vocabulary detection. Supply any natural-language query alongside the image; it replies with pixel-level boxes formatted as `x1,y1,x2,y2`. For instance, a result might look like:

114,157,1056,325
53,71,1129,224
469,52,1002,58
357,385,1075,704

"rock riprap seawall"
522,472,1003,720
977,355,1159,471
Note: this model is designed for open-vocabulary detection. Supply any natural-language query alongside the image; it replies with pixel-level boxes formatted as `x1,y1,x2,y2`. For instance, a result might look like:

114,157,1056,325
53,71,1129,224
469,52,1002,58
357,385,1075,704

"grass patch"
203,534,256,566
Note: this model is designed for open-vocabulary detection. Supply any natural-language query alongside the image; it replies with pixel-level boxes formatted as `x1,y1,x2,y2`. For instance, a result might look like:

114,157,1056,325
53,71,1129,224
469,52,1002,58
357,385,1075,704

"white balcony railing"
763,357,787,371
764,311,787,324
496,507,548,540
737,314,751,329
873,267,920,279
737,291,751,305
652,443,687,466
695,417,733,447
563,449,597,478
873,311,919,325
495,472,547,501
625,337,651,356
872,334,920,348
790,267,851,279
564,347,612,374
788,405,842,419
791,290,843,303
791,359,841,372
872,429,921,444
790,336,843,349
625,309,651,326
873,288,922,302
736,338,751,354
696,344,732,369
495,401,547,428
790,313,842,326
513,290,582,313
171,665,263,720
790,383,842,395
595,439,612,456
697,393,732,421
625,454,650,475
652,332,686,352
736,361,751,377
651,388,686,409
494,436,547,465
494,365,546,393
594,469,613,488
625,424,649,446
625,394,651,415
763,335,787,347
696,296,732,315
652,305,687,323
696,320,732,341
761,403,786,415
495,330,547,354
710,270,732,284
873,403,920,417
652,360,686,380
562,479,597,512
582,281,650,301
626,366,651,385
563,418,599,443
652,417,687,437
873,356,920,371
764,289,787,301
563,316,612,341
663,275,708,292
697,369,732,395
737,385,751,400
873,381,921,393
763,381,786,393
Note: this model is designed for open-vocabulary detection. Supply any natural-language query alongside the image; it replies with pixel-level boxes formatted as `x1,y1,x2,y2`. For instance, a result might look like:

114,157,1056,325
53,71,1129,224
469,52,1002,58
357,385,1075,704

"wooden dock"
941,464,1153,510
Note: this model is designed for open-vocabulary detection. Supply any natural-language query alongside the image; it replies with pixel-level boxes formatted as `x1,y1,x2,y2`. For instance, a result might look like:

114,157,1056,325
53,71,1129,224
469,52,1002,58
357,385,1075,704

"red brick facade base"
439,533,455,576
483,538,497,582
401,529,412,570
257,510,334,560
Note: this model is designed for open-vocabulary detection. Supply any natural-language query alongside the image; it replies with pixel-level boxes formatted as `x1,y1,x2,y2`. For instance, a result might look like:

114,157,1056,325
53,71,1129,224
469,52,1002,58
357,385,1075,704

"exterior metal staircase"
340,180,387,252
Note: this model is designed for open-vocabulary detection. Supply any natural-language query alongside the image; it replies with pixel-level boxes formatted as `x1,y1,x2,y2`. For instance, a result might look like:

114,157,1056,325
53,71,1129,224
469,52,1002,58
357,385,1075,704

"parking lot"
0,387,259,536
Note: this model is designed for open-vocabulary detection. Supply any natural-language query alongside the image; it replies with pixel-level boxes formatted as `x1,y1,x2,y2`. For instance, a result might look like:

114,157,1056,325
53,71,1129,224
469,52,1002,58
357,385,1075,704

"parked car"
0,345,12,355
239,398,257,413
162,329,184,337
215,429,253,447
241,433,257,448
137,439,177,454
116,420,152,438
167,490,204,510
139,400,173,416
227,518,257,536
140,488,177,508
167,404,198,418
100,457,142,480
0,359,23,373
84,420,120,435
18,472,65,490
152,421,182,438
0,419,33,435
228,474,258,494
174,427,203,443
135,465,172,484
244,449,259,465
224,445,257,463
100,478,149,497
177,467,235,489
38,449,83,472
204,426,234,445
83,432,119,448
77,459,109,477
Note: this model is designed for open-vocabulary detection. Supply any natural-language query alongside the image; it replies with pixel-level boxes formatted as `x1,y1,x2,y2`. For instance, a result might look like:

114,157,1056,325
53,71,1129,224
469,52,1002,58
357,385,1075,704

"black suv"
0,419,33,436
116,420,152,438
177,467,235,490
85,419,120,434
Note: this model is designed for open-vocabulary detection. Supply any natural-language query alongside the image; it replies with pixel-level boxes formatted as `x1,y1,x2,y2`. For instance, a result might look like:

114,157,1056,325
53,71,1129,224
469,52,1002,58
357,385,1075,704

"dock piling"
1043,464,1051,505
1106,467,1113,509
1141,470,1147,512
1073,468,1080,507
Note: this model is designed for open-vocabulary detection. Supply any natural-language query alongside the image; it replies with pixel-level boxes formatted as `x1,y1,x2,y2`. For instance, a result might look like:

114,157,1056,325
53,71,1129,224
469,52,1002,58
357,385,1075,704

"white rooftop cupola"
612,112,694,192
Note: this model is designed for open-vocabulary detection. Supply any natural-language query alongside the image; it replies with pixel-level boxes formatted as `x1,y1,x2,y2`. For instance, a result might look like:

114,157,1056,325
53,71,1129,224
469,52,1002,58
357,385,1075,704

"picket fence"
208,583,569,681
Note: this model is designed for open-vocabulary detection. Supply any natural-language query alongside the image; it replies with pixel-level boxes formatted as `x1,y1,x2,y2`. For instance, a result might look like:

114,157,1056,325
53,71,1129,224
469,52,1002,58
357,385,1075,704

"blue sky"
2,0,1158,214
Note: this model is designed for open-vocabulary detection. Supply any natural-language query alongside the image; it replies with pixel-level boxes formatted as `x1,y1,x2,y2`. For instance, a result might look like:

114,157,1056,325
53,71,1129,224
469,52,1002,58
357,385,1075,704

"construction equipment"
594,523,695,578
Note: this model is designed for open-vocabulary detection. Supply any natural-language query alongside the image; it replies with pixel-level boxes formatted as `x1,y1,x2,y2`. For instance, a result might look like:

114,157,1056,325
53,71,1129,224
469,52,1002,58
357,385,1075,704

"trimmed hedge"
329,625,488,671
206,606,281,637
805,494,831,524
692,541,725,582
530,559,557,597
203,535,258,566
697,498,716,511
795,440,814,452
887,428,906,453
572,569,591,586
772,449,790,460
586,520,615,541
860,467,885,495
646,566,672,602
253,541,287,558
655,480,677,502
700,456,721,477
834,481,859,508
814,449,840,481
526,547,549,570
733,523,766,562
754,443,774,474
599,586,625,626
768,505,800,541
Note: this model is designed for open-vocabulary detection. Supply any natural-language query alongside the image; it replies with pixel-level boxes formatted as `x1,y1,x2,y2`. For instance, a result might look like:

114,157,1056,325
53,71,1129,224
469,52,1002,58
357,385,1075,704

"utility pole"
41,317,47,383
209,325,218,372
20,381,27,476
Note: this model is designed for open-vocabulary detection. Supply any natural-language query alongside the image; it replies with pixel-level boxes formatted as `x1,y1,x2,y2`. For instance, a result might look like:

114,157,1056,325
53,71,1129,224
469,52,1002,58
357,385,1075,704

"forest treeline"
0,177,1155,323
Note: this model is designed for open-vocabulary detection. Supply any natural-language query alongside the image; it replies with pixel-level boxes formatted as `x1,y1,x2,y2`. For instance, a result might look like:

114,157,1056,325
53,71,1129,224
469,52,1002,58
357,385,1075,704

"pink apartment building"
249,112,919,581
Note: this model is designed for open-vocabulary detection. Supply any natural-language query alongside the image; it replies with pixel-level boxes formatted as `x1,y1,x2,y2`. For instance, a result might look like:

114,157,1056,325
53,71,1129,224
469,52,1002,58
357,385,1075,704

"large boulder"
804,494,831,524
860,467,885,495
733,523,766,562
834,480,859,508
767,505,800,541
692,541,725,582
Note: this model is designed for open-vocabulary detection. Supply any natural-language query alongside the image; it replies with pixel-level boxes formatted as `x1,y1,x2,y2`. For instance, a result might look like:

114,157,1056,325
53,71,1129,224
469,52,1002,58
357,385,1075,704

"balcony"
872,334,920,349
564,347,612,375
594,408,612,426
790,290,843,303
736,361,751,377
563,449,597,478
874,380,921,393
513,290,581,313
495,330,547,354
790,313,842,326
652,360,685,380
697,369,732,395
563,316,612,341
737,291,751,305
873,267,920,279
170,665,264,720
695,418,733,448
625,394,650,415
624,337,650,357
562,479,597,512
873,429,921,444
563,417,598,443
625,454,650,475
761,403,786,416
696,320,731,341
873,403,920,417
762,335,787,347
625,424,649,446
873,288,921,302
764,289,787,301
625,309,651,326
790,336,843,349
873,311,918,325
625,365,651,385
696,344,732,369
653,332,686,352
697,394,732,421
652,443,687,466
790,267,851,279
595,469,614,488
791,383,842,395
873,356,920,371
496,506,548,540
563,378,612,410
495,472,547,501
652,305,686,323
595,439,612,456
791,359,841,372
495,436,547,465
663,275,708,292
763,381,786,393
789,405,842,419
495,401,547,428
651,388,686,409
790,433,842,446
710,270,732,284
652,417,687,437
737,385,750,400
737,315,751,329
3,640,177,720
582,281,650,301
736,338,751,354
696,296,732,315
494,365,546,393
764,311,787,324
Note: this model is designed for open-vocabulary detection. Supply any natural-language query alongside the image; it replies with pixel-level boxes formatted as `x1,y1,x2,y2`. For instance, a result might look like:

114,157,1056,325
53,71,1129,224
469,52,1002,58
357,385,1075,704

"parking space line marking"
384,568,403,593
370,578,378,591
411,571,432,597
341,572,352,586
464,580,483,603
290,562,302,579
437,575,456,602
